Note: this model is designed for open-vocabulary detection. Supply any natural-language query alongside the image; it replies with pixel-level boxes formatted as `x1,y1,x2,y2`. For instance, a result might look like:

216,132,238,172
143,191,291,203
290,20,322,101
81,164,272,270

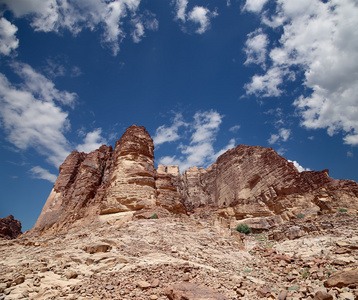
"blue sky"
1,0,357,231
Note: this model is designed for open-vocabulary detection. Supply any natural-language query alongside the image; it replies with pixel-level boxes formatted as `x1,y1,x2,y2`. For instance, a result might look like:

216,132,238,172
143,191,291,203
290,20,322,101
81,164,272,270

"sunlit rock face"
30,125,358,235
100,125,157,214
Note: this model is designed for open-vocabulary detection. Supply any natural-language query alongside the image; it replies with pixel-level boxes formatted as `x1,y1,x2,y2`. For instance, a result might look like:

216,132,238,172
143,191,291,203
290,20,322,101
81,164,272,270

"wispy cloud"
156,110,235,172
244,0,358,146
153,113,188,146
171,1,217,34
29,166,57,183
229,125,241,133
1,0,157,55
268,128,291,145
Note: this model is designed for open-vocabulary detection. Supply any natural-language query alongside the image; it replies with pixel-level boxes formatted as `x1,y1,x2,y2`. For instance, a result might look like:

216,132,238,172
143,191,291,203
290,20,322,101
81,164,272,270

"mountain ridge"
29,125,358,235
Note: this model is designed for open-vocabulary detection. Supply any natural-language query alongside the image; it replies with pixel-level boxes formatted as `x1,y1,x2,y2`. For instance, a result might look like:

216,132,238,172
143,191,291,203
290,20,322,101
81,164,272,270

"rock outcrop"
0,215,22,239
100,125,157,214
30,125,358,235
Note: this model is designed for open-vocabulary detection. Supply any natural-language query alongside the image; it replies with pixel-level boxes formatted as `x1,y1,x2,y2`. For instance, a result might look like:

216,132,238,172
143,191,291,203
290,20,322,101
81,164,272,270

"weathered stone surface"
314,290,333,300
82,244,111,254
324,269,358,288
32,145,112,234
29,125,358,235
165,282,228,300
100,125,156,214
156,164,186,213
0,215,22,239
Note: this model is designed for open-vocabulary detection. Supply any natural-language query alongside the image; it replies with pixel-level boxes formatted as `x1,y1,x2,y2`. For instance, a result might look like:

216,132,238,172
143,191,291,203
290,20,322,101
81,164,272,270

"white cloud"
245,66,294,97
0,66,72,167
279,128,291,142
243,0,269,13
153,113,187,146
1,0,155,55
131,12,159,43
268,128,291,144
244,0,358,146
268,134,279,145
12,62,77,107
171,2,217,34
187,6,217,34
288,160,310,173
29,166,57,183
131,21,145,43
244,29,268,68
76,128,107,153
0,17,19,56
229,125,241,133
173,0,188,22
156,110,235,172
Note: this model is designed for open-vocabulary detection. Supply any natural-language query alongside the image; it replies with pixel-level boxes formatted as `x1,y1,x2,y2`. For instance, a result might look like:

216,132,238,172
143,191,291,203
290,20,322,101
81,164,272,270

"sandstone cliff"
30,125,358,235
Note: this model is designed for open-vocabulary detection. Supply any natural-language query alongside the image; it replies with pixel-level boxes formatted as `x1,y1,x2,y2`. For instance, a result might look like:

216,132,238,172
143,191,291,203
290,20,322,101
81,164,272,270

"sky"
0,0,357,232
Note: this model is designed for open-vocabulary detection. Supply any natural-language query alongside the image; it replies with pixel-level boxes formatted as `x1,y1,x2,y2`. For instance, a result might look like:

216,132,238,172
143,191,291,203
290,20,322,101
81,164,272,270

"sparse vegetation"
297,213,305,219
301,272,309,279
150,213,158,219
235,224,252,235
338,208,347,213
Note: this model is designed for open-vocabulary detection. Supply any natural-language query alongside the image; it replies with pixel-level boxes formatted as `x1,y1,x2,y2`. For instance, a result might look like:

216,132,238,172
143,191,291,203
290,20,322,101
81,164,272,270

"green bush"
297,213,305,219
235,224,252,235
338,208,347,213
150,213,158,219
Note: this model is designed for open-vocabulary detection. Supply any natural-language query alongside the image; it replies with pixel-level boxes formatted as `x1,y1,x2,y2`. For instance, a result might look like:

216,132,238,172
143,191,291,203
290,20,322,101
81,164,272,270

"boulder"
324,269,358,288
165,282,228,300
0,215,22,239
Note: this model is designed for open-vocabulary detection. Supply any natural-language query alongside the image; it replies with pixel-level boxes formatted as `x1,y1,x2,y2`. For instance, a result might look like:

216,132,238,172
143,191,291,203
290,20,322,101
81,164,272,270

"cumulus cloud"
243,0,269,13
76,128,107,153
153,113,188,146
171,1,217,34
1,0,157,55
288,160,310,173
156,110,236,172
29,166,57,183
0,65,73,167
244,0,358,146
268,128,291,145
187,6,217,34
0,17,19,56
173,0,188,22
244,29,268,68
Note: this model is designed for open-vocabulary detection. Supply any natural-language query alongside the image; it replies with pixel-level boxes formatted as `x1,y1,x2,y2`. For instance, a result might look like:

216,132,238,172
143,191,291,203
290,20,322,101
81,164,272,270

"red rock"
165,282,228,300
0,215,22,239
324,269,358,288
156,164,186,213
28,125,358,235
314,290,333,300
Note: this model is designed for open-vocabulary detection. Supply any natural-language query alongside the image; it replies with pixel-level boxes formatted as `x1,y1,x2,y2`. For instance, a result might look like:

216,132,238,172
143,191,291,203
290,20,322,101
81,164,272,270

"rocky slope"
30,125,358,235
1,212,358,299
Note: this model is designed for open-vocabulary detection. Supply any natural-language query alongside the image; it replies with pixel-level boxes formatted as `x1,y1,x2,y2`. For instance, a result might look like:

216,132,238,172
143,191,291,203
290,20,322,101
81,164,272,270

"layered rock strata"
31,125,358,235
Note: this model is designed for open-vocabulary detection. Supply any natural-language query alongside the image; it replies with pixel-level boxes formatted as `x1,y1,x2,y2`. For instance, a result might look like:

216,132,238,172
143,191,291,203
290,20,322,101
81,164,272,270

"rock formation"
0,215,22,239
30,125,358,235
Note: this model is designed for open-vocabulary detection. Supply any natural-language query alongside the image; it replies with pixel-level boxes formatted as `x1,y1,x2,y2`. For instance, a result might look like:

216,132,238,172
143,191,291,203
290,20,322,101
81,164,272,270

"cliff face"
31,125,358,235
